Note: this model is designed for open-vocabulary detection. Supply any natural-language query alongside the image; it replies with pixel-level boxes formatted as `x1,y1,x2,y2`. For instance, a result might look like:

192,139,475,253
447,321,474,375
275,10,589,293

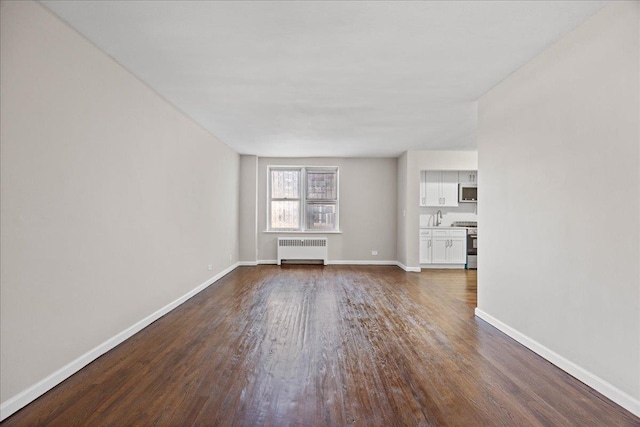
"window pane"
306,172,337,200
306,203,336,230
271,201,300,229
271,170,300,199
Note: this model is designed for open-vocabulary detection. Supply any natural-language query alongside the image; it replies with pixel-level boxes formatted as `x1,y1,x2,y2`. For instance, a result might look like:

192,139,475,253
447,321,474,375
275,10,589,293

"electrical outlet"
207,264,212,271
371,250,378,256
229,253,232,261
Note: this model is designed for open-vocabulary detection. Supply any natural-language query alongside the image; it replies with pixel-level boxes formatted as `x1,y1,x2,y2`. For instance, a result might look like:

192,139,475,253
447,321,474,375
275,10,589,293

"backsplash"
420,203,477,227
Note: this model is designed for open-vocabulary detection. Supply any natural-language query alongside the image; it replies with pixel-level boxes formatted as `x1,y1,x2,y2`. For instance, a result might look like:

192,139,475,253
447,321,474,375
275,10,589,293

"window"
268,166,339,231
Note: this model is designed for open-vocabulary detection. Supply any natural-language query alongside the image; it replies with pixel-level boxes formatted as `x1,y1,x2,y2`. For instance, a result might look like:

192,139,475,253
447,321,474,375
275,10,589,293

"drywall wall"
419,205,477,229
398,151,478,270
396,152,409,267
477,1,639,413
0,0,239,414
255,157,397,263
239,155,258,263
412,151,478,171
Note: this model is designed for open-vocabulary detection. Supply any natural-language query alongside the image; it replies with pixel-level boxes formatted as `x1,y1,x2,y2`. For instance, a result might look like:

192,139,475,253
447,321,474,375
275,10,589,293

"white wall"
398,151,478,269
239,155,258,263
419,204,477,229
0,0,239,415
477,1,639,415
397,152,409,267
413,150,478,171
254,157,397,263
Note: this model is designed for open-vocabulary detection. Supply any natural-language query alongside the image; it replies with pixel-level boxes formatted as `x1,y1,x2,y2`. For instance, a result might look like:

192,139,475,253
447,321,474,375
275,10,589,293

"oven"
452,221,477,270
466,228,477,269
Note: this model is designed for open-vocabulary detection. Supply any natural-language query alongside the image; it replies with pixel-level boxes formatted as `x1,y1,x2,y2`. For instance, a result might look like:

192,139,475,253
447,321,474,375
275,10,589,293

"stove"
451,221,477,269
451,221,477,228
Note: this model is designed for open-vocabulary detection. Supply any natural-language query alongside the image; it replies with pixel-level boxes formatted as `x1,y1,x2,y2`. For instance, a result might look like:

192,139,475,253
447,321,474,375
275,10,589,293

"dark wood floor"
3,266,639,426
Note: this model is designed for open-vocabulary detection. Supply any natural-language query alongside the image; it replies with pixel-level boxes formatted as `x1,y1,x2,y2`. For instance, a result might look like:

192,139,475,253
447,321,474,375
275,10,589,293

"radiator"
277,238,328,265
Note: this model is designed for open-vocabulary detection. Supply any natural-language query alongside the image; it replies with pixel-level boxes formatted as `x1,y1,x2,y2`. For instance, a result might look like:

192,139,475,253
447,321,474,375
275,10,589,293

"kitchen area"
419,170,477,270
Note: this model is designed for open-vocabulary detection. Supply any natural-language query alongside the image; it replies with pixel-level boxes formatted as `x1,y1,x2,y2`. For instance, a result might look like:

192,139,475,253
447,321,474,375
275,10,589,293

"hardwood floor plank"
2,266,638,426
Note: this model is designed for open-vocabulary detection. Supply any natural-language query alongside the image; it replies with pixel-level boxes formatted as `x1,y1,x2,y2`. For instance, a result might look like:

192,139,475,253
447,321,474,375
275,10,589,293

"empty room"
1,0,639,425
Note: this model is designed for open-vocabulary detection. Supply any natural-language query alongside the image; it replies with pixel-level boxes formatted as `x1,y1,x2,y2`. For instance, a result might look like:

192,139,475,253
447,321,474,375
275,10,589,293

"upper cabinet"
424,171,441,206
420,171,459,207
420,171,427,206
458,170,478,184
420,170,478,206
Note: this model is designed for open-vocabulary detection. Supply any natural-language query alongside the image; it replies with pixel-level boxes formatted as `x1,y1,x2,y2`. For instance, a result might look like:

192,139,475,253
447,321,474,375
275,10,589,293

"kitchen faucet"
435,210,442,226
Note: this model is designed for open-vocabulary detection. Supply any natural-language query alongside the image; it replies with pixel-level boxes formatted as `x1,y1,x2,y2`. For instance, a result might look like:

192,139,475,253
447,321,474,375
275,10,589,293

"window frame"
267,165,339,232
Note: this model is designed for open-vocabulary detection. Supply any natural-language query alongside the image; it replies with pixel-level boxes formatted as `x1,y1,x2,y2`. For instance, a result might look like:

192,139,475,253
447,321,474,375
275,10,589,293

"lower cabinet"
448,236,467,264
420,228,467,266
419,229,432,263
431,235,450,264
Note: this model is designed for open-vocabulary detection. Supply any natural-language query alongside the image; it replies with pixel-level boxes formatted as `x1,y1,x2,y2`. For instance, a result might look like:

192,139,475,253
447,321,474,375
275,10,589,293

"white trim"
327,260,397,266
0,262,240,422
396,262,421,272
267,165,339,233
262,259,418,272
474,308,640,418
263,230,342,234
238,261,258,266
420,264,466,269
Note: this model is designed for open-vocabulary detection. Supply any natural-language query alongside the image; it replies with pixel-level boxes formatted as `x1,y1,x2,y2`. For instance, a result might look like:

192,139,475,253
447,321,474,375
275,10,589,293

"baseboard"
238,261,258,266
327,260,397,266
420,264,465,269
396,262,421,272
0,262,240,422
474,308,640,418
261,259,418,271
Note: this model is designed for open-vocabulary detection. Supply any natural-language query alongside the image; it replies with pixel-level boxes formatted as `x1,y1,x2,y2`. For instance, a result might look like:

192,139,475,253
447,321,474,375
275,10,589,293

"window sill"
263,230,342,234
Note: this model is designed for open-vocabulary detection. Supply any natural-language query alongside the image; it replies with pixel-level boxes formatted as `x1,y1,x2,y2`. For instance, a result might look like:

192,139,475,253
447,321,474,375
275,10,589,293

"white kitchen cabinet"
419,229,432,263
459,170,478,184
421,171,459,207
431,235,449,263
419,171,427,206
420,228,467,266
448,235,467,264
424,171,440,206
441,171,459,206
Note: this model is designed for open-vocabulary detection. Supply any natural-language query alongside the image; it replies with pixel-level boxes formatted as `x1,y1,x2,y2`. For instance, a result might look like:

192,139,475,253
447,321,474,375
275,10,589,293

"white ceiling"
42,1,608,157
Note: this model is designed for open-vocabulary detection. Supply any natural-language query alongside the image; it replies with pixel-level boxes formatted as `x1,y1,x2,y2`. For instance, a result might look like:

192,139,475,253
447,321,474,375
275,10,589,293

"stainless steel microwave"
459,184,477,203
